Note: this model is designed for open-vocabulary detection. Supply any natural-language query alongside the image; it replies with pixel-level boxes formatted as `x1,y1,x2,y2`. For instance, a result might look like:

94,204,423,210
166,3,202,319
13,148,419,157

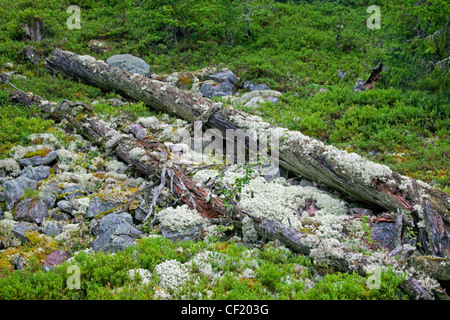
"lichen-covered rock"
42,221,63,237
12,221,39,243
18,150,57,167
43,250,68,270
58,185,86,201
57,200,74,214
0,158,21,177
14,197,49,225
91,212,134,237
85,196,121,219
97,223,141,252
106,54,150,77
206,69,237,86
4,176,38,210
20,165,50,182
38,183,61,209
161,225,203,243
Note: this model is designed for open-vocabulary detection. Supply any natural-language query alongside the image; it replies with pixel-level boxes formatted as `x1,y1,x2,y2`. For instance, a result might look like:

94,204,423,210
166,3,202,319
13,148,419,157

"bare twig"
143,168,167,224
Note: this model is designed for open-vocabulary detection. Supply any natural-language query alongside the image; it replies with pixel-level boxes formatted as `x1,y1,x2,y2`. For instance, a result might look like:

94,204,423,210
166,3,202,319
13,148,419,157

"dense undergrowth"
0,234,407,300
0,0,448,300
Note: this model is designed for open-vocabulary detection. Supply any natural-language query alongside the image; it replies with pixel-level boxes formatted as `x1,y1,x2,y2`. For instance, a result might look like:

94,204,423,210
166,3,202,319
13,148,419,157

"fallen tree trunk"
11,90,448,299
44,50,449,217
37,98,226,220
43,50,449,254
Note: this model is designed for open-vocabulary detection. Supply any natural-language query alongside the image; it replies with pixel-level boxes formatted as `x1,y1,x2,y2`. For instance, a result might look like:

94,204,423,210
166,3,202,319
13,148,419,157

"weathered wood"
43,50,449,256
44,50,449,217
38,98,226,220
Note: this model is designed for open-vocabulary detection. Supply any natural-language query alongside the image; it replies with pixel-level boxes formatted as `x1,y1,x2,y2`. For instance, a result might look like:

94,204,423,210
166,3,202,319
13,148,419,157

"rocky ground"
0,62,448,300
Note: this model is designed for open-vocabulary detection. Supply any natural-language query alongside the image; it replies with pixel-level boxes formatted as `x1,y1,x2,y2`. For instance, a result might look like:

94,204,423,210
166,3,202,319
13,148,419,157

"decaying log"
44,50,449,226
12,88,448,299
37,98,226,220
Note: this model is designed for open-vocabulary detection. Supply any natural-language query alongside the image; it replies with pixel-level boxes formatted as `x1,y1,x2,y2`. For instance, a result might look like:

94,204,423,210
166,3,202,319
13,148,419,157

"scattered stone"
57,200,74,214
12,221,39,243
14,197,49,225
20,165,50,182
92,212,142,252
4,62,14,69
266,96,279,105
38,183,61,209
263,166,280,182
13,255,25,270
249,83,271,91
299,178,314,187
43,250,68,270
52,209,72,221
353,79,366,93
133,207,147,223
43,222,63,237
337,69,345,80
18,150,57,167
206,70,237,86
4,176,38,211
106,54,151,77
58,185,86,201
200,83,214,98
88,39,109,53
85,196,121,219
161,225,203,242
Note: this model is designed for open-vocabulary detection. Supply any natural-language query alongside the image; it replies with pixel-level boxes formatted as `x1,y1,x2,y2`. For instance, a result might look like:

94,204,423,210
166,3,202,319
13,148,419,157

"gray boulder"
244,81,271,91
3,176,38,210
18,150,57,167
91,212,141,252
42,222,63,237
57,200,74,214
12,221,39,243
14,197,49,225
91,212,134,237
206,70,237,85
249,83,271,91
299,178,314,188
200,83,214,98
263,166,280,182
161,225,203,242
52,210,72,221
106,54,150,77
38,183,61,209
20,165,50,182
85,196,120,219
58,185,86,201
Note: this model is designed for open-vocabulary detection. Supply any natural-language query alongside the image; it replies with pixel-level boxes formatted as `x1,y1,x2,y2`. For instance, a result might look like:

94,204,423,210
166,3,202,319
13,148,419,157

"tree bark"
44,49,449,243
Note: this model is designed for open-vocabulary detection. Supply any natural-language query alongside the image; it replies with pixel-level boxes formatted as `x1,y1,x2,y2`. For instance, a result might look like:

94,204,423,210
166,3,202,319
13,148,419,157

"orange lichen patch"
212,242,229,251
